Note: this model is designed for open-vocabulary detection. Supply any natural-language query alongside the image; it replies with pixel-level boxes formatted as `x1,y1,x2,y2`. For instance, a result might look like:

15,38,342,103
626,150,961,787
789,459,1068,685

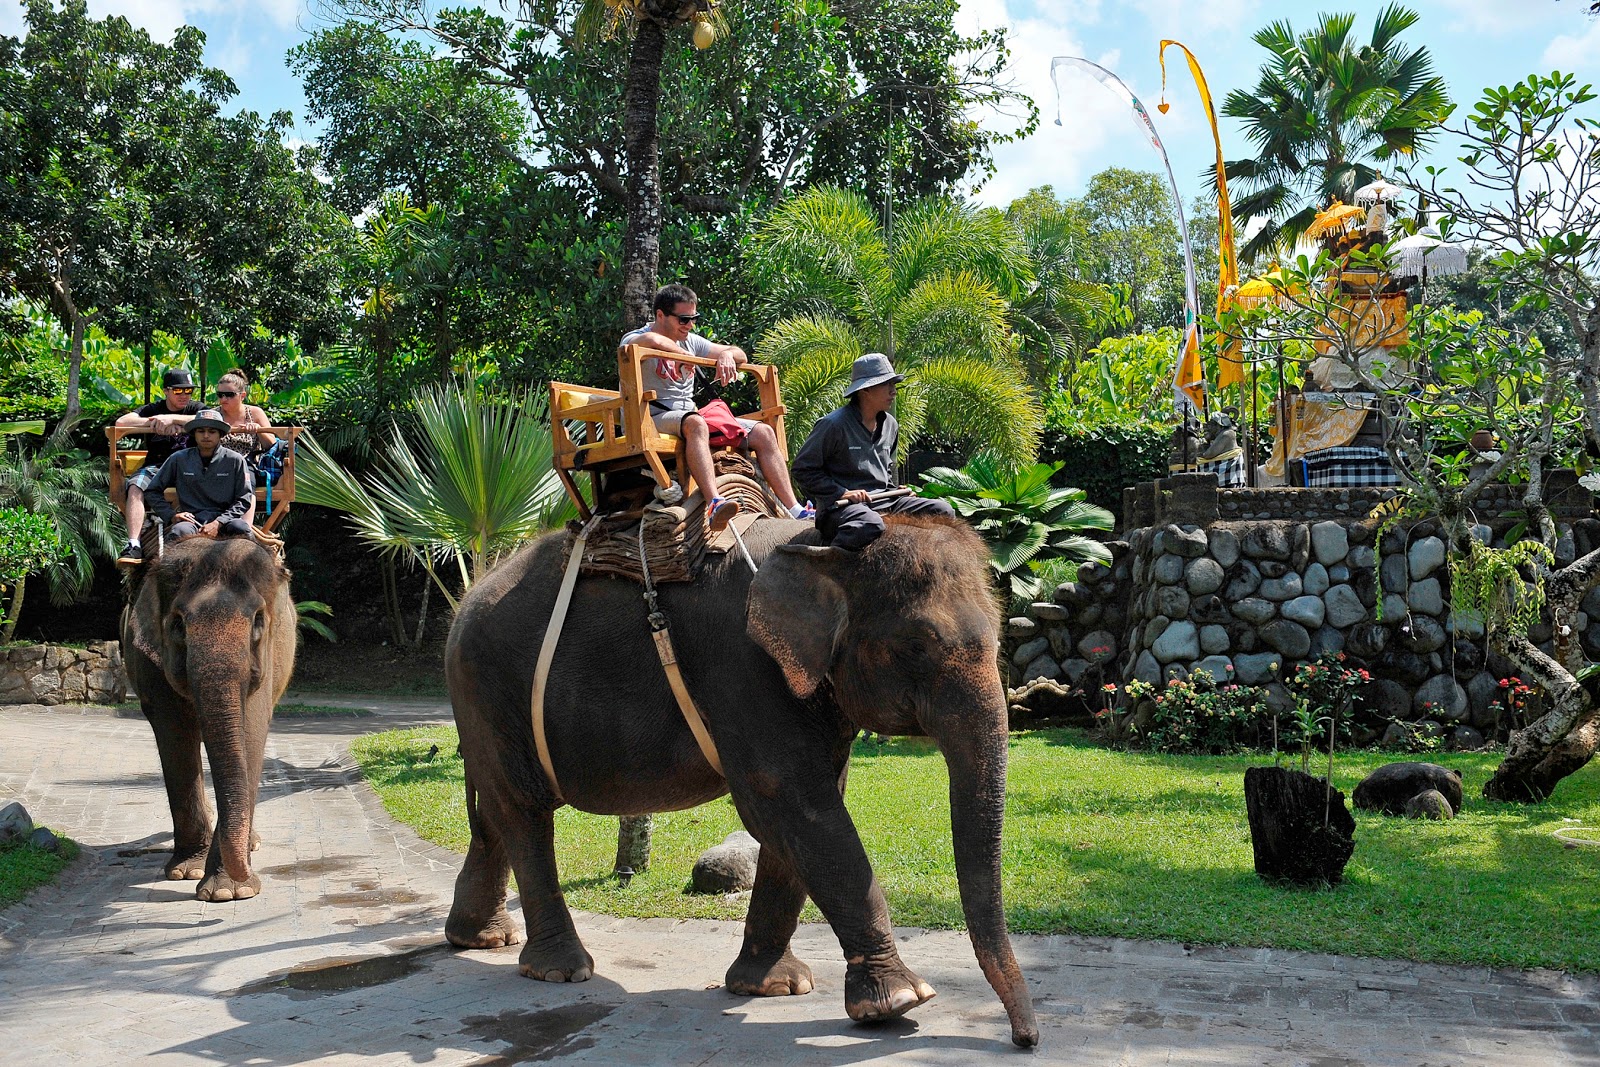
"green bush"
1038,423,1168,515
1124,668,1273,754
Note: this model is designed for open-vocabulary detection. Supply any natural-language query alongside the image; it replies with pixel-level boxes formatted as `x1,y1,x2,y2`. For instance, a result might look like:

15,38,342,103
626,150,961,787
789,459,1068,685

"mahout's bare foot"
196,870,260,902
726,948,814,996
446,905,522,949
517,934,594,982
844,958,936,1023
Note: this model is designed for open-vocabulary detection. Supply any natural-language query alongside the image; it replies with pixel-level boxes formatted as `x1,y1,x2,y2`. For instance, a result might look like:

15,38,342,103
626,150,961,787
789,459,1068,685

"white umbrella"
1355,177,1406,205
1392,228,1468,282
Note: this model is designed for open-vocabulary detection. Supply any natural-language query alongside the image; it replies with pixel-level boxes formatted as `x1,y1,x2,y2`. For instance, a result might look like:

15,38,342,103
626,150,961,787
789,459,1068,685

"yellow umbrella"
1233,270,1300,308
1305,200,1367,240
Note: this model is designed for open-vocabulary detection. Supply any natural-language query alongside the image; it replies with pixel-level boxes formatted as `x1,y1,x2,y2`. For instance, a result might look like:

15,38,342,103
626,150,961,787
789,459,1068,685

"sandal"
708,495,741,533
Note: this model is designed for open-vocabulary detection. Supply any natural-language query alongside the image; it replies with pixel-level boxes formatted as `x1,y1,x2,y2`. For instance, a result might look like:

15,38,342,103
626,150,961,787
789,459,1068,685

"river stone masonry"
1006,490,1600,747
0,641,129,705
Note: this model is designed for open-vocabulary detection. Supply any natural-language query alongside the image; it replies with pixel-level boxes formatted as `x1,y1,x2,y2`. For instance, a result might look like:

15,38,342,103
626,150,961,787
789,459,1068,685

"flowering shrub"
1489,676,1542,736
1124,668,1272,754
1283,651,1368,771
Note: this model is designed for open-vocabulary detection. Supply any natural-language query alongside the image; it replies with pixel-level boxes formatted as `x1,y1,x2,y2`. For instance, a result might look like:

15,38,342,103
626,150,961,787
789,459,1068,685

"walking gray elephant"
444,513,1038,1047
122,536,296,901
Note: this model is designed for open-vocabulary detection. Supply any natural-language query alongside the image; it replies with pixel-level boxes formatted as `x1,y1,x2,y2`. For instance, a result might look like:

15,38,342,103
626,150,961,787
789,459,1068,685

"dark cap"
162,369,196,389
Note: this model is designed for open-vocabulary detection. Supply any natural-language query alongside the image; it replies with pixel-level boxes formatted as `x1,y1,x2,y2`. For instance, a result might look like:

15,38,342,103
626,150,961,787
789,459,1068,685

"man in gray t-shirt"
621,283,810,529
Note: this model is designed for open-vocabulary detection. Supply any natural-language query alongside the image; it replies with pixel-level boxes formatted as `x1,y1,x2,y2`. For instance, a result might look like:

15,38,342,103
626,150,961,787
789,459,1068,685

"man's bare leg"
680,415,737,529
121,484,147,541
745,424,802,511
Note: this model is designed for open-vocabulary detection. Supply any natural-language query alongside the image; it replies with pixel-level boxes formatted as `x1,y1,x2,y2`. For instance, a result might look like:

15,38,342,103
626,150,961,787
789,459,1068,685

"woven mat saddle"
570,452,784,583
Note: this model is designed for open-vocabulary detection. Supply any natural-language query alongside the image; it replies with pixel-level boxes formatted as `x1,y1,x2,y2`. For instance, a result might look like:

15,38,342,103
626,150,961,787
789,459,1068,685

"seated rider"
142,408,255,545
621,283,812,531
790,353,955,551
114,369,202,565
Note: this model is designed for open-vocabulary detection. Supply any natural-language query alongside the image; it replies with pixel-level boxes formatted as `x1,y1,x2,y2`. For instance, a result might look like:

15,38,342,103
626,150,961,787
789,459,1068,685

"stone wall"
1007,487,1600,748
0,641,129,705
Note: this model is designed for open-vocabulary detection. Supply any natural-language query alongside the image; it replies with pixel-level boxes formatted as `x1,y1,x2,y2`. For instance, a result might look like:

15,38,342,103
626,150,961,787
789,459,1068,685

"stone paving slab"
2,701,1599,1065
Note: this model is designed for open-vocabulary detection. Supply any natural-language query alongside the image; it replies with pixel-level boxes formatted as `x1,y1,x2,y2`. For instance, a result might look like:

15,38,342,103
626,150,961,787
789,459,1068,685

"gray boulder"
1192,655,1234,684
1465,672,1501,730
1209,528,1240,568
1414,675,1468,722
1404,790,1455,820
1408,536,1447,580
1407,578,1445,616
1158,524,1209,558
1281,595,1326,629
1133,650,1162,685
1259,619,1312,659
1311,521,1349,566
0,801,32,845
1022,654,1062,683
1302,562,1330,596
1354,762,1465,815
1449,725,1485,751
1232,598,1276,625
1012,636,1049,667
1241,523,1292,561
1310,626,1346,658
1185,557,1226,595
1154,586,1191,619
1363,678,1411,722
1258,573,1304,602
1006,617,1038,639
1152,621,1200,663
1380,554,1409,596
1348,545,1376,570
1030,601,1070,622
1232,652,1282,685
1200,624,1231,655
27,826,60,852
1153,553,1186,585
1223,560,1262,600
1345,622,1389,659
1398,616,1447,655
691,831,761,893
1324,584,1369,629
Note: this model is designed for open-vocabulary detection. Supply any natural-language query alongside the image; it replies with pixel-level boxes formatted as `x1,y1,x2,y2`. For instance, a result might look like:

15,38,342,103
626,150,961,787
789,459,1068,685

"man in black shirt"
790,354,954,551
114,369,202,564
142,408,254,542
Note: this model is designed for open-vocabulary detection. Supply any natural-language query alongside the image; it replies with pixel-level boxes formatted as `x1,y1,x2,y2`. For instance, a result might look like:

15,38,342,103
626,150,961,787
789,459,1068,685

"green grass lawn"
351,727,1600,972
0,836,79,909
274,703,374,718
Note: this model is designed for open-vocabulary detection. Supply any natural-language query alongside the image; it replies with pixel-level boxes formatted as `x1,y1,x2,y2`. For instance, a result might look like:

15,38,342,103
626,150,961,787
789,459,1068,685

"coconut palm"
1222,4,1450,263
295,383,578,611
752,186,1043,468
0,423,120,607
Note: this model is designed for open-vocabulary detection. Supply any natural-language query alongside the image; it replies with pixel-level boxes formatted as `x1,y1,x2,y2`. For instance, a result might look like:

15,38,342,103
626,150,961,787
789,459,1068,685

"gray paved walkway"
1,699,1597,1066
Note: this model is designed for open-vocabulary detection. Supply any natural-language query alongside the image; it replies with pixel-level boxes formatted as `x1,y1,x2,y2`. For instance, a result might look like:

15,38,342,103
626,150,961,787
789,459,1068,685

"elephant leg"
735,780,934,1023
477,790,591,982
725,844,813,997
446,769,522,950
143,704,212,881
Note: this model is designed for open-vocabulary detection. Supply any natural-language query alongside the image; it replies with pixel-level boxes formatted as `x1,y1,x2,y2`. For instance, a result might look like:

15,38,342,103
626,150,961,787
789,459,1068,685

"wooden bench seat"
107,425,304,533
550,344,787,519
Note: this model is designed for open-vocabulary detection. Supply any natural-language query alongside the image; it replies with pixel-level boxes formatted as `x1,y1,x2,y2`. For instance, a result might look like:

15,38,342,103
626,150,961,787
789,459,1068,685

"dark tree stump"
1243,766,1356,886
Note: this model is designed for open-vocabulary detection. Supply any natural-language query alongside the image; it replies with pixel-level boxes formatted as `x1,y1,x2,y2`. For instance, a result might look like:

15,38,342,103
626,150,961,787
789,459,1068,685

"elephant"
121,536,297,901
444,513,1039,1048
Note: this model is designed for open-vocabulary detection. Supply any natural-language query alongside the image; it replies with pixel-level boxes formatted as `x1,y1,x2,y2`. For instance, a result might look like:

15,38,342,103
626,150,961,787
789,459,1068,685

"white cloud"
1,1,302,43
1543,18,1600,73
1126,0,1261,38
1434,0,1560,34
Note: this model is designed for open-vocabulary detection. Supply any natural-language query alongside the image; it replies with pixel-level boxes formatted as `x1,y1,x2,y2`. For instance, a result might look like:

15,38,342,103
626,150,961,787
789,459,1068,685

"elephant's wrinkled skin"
122,537,296,901
445,514,1038,1047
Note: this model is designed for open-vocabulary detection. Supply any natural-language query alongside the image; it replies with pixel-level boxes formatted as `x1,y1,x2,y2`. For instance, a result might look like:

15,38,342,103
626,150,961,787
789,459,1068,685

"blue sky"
6,0,1599,210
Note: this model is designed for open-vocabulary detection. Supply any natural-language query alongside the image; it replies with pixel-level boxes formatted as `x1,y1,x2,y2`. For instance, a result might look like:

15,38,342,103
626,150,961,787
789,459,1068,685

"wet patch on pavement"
228,943,451,999
458,1003,614,1063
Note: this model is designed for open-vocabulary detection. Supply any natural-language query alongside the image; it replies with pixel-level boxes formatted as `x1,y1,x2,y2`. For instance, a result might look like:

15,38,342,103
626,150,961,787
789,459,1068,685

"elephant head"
746,514,1038,1047
129,537,294,889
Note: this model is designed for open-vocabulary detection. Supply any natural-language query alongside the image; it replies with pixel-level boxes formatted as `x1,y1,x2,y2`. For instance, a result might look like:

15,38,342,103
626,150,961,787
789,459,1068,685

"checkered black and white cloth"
1301,445,1399,488
1198,452,1246,487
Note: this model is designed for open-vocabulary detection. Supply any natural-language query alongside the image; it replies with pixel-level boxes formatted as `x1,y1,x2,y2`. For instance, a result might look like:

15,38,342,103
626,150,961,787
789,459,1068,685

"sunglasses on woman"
216,390,238,398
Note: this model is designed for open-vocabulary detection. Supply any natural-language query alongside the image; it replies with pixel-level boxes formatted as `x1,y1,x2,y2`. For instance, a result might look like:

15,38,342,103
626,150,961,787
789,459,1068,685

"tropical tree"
0,506,68,642
1222,4,1451,263
0,425,119,609
752,186,1042,468
1003,187,1111,392
918,457,1113,604
295,384,578,611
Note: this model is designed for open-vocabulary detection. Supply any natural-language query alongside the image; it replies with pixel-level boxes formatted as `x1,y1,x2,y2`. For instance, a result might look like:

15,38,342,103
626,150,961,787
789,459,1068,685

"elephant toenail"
889,988,917,1012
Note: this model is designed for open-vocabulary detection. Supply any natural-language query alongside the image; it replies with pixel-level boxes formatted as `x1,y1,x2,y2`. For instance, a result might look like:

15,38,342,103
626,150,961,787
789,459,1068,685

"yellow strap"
531,519,600,801
649,626,724,776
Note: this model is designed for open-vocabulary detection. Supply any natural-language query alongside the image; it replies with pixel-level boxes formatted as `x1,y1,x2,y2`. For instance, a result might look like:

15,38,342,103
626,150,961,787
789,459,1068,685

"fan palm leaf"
753,187,894,330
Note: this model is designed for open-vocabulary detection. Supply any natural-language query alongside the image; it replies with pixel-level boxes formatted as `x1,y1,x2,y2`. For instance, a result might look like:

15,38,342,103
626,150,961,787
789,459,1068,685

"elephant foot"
196,871,260,902
446,906,522,950
165,845,210,881
844,958,936,1024
518,937,594,983
726,948,814,997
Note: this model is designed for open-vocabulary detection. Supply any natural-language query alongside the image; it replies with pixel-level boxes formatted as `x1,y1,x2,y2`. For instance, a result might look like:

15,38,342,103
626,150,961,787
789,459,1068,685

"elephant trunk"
929,662,1039,1048
192,660,254,884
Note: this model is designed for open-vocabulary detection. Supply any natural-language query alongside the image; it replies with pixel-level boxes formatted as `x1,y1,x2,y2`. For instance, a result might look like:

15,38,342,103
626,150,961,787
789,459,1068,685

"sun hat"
162,368,196,389
186,408,231,434
842,353,904,396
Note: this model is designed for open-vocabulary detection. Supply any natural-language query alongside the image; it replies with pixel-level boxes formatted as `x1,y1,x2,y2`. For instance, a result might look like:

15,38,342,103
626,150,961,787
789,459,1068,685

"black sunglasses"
670,313,701,325
216,390,238,398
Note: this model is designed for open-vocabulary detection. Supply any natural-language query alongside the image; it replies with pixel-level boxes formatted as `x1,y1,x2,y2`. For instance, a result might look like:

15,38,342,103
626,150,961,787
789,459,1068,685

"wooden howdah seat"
549,343,789,520
106,425,304,534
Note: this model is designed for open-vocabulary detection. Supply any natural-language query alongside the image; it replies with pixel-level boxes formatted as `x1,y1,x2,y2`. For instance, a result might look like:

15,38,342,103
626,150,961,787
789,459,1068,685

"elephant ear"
747,544,852,699
125,567,169,667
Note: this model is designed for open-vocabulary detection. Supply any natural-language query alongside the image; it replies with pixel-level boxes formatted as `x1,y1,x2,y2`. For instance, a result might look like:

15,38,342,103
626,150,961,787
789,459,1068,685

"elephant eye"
168,614,186,641
252,611,266,639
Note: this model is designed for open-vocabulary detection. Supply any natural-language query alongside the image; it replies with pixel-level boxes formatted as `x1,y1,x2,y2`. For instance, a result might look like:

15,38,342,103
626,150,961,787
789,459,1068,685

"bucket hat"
186,408,231,434
842,353,904,396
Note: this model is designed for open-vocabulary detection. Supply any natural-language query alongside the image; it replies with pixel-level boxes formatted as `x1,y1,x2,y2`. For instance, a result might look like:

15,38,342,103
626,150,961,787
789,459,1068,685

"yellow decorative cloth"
1266,396,1371,477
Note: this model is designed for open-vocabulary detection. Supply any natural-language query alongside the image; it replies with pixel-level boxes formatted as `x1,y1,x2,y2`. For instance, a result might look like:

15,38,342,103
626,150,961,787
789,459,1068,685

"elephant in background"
444,514,1038,1048
122,537,296,901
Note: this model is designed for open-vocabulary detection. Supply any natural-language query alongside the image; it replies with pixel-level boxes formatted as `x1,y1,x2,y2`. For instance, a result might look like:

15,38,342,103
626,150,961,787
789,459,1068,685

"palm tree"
752,186,1043,468
1222,4,1450,263
0,423,120,609
1004,193,1111,392
295,383,578,612
572,0,730,326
